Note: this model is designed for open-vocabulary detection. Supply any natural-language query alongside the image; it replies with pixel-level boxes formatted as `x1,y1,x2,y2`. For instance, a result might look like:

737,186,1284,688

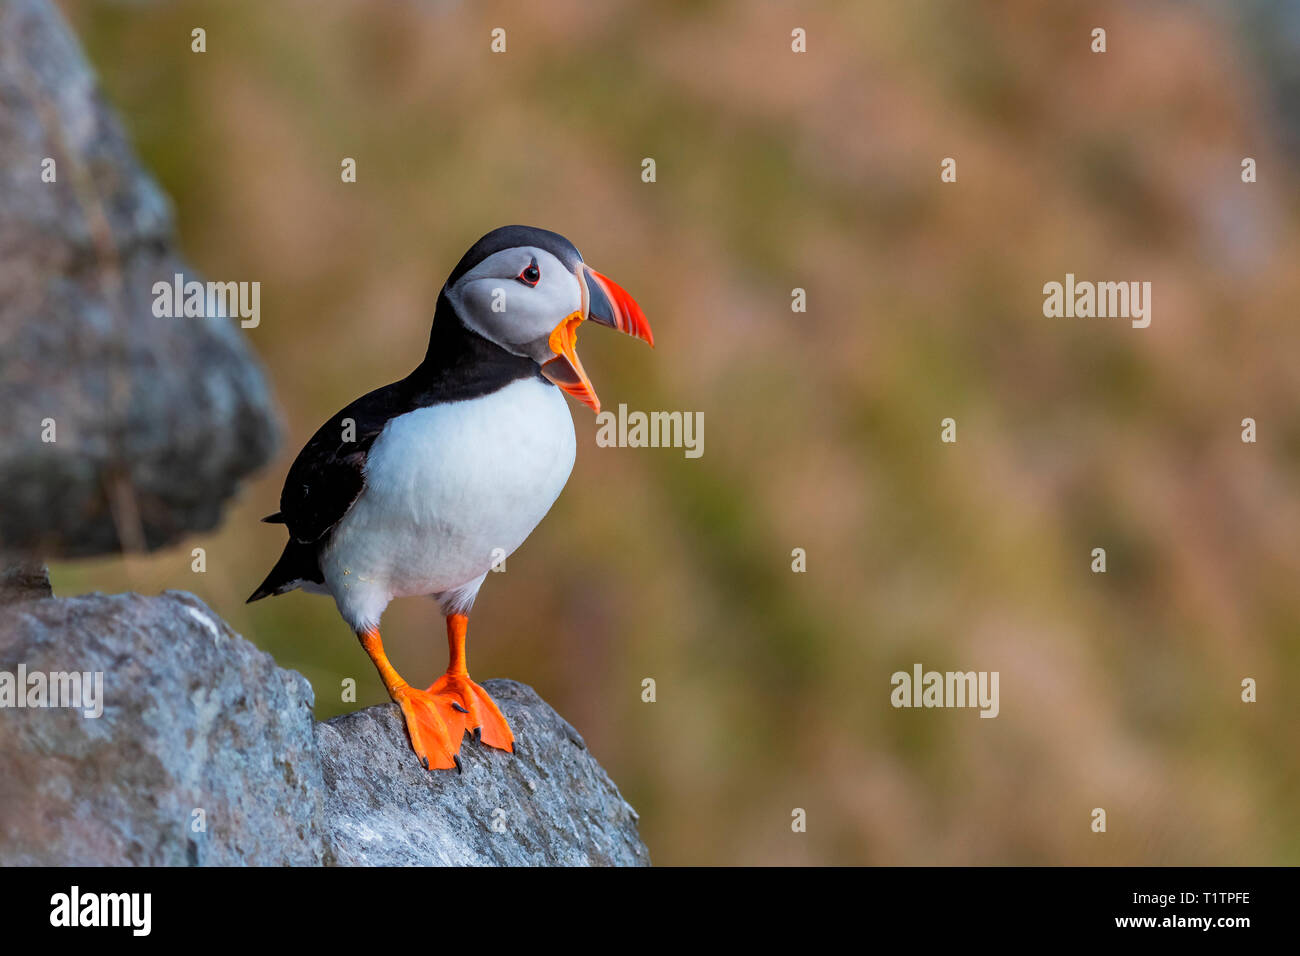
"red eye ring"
517,259,541,287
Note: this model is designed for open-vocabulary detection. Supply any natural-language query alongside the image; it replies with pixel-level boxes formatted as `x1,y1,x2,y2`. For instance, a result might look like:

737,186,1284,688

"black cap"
445,225,583,287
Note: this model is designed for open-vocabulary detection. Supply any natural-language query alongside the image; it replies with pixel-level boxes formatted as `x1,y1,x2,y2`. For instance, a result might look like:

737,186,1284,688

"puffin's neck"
407,291,541,403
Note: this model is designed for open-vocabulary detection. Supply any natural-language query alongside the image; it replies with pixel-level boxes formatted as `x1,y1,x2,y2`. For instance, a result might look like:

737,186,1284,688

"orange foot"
428,672,514,753
391,683,468,771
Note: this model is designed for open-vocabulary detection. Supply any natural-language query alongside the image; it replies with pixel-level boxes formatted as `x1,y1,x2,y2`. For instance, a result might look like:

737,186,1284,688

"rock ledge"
0,590,649,867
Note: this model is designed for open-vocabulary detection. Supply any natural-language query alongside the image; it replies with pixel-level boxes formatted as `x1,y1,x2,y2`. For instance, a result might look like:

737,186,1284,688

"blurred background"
47,0,1299,864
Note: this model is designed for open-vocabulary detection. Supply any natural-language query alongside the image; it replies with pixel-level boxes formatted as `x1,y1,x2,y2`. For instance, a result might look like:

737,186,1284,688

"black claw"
473,726,482,743
453,754,463,774
421,755,429,771
450,701,468,714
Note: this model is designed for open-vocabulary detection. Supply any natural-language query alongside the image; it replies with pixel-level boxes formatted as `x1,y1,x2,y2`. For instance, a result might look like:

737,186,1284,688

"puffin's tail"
247,538,321,603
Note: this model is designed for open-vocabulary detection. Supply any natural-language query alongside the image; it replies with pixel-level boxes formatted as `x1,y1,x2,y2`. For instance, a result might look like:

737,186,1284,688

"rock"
0,0,278,558
318,682,649,866
0,591,649,866
0,591,327,866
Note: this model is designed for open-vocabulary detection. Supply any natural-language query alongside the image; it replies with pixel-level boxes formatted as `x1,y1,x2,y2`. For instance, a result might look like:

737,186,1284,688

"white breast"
320,376,576,631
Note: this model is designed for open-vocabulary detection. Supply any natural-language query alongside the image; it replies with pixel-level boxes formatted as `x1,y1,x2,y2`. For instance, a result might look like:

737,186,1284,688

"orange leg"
427,614,514,753
358,628,466,771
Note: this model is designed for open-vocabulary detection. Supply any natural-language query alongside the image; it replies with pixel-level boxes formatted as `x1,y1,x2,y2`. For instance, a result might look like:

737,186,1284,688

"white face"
444,246,584,364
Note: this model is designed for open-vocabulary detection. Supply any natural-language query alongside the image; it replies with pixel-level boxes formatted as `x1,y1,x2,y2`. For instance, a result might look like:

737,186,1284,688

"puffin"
248,225,652,770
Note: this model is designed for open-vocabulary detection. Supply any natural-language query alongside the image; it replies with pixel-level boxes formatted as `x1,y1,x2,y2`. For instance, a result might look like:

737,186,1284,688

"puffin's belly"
321,377,576,605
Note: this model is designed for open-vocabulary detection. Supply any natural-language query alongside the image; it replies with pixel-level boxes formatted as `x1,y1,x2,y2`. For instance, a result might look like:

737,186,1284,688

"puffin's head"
443,225,653,413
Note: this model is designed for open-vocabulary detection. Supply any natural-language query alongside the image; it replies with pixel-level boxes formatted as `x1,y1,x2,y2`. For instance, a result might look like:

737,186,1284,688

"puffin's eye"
517,259,541,287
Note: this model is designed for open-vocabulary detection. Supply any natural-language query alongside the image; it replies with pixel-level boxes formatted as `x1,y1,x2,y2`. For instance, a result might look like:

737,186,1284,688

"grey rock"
0,591,649,866
0,0,278,558
317,682,650,866
0,591,327,865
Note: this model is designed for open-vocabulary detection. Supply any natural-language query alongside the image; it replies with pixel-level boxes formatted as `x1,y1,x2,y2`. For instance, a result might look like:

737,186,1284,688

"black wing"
277,380,411,545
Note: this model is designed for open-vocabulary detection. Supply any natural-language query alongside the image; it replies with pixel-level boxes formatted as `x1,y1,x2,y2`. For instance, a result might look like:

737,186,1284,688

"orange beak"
581,265,654,347
540,310,600,412
540,265,653,414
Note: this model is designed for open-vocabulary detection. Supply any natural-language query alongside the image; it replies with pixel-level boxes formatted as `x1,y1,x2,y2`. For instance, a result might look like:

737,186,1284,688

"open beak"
539,265,653,414
540,310,599,412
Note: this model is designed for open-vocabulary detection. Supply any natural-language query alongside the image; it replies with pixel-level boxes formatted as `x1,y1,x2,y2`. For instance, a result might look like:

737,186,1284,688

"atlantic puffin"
248,225,652,771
